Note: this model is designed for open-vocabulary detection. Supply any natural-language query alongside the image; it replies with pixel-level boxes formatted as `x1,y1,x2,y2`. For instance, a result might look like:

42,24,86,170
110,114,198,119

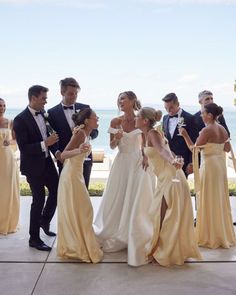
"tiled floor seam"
30,238,57,295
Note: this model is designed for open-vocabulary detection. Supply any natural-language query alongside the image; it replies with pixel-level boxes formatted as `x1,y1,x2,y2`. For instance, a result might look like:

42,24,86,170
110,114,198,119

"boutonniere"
43,112,55,135
43,112,49,120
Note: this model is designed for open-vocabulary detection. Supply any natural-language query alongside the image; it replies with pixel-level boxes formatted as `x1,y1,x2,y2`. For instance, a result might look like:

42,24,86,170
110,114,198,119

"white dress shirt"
168,109,182,138
28,106,48,157
61,103,75,130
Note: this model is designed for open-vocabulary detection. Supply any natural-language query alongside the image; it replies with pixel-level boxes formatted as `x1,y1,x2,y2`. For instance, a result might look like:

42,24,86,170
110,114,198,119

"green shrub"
19,181,105,197
19,180,236,197
20,181,34,196
187,180,236,196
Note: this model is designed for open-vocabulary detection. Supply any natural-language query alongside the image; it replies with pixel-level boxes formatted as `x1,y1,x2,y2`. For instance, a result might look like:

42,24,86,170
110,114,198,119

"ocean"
5,106,236,154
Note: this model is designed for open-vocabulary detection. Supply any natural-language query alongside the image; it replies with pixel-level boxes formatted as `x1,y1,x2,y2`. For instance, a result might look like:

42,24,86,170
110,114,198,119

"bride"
94,91,155,266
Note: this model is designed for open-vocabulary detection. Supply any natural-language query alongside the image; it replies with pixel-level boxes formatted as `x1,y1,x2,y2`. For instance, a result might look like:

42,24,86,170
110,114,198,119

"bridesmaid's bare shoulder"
147,129,163,146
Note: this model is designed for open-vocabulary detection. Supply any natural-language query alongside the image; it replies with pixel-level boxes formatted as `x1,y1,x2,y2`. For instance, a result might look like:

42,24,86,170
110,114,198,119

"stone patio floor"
1,196,236,295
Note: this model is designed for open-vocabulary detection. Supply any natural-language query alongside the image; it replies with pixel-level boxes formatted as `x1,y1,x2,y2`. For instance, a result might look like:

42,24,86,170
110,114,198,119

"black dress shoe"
233,222,236,226
29,239,52,251
40,224,56,237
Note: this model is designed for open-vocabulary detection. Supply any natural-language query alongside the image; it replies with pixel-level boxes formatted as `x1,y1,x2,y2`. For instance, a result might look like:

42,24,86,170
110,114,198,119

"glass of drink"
177,117,186,136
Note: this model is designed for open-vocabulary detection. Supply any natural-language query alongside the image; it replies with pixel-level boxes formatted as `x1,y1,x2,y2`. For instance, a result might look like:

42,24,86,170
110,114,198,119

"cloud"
178,74,198,83
0,85,24,96
137,0,236,4
0,0,107,9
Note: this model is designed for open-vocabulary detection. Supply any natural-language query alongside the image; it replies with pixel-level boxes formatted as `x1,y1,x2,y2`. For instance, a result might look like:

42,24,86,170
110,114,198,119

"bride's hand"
114,129,123,141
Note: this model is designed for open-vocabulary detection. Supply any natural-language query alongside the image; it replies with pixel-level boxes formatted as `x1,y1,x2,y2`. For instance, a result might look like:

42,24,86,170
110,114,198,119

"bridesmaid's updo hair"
0,98,4,102
117,91,141,111
72,108,93,126
139,107,162,128
204,103,223,120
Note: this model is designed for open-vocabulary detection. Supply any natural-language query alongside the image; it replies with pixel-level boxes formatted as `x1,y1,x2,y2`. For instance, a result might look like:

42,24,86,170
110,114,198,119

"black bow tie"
63,105,74,110
169,114,178,118
35,111,42,116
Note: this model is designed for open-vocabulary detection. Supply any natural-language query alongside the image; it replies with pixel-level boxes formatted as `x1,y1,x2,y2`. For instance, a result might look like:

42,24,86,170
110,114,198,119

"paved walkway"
1,197,236,295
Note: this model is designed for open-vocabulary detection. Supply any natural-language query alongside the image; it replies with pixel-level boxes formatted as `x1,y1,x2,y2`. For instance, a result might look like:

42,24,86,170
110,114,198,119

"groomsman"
194,90,230,136
48,77,98,188
13,85,59,251
162,93,198,176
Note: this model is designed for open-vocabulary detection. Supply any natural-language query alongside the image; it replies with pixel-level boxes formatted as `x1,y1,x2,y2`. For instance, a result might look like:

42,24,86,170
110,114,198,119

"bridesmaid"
57,108,103,263
180,103,236,249
0,98,20,235
135,107,201,266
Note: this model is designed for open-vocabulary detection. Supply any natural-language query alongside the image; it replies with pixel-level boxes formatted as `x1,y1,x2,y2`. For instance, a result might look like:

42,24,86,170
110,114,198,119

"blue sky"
0,0,236,109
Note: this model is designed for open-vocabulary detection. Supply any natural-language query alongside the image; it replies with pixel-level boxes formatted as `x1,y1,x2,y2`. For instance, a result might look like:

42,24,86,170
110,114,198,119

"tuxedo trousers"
26,157,59,240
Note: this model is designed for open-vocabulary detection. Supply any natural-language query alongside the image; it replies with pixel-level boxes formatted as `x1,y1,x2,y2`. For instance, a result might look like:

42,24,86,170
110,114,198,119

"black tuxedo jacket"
48,102,98,164
163,109,198,173
193,111,230,137
13,108,58,177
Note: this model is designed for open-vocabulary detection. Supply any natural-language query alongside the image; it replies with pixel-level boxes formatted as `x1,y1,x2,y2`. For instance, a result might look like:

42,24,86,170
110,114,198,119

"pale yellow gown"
193,143,236,249
57,150,103,263
0,122,20,235
144,141,201,266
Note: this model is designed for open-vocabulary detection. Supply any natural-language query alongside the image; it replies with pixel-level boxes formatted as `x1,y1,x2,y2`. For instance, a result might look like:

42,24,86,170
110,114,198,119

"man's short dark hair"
162,92,179,103
28,85,48,101
60,77,80,91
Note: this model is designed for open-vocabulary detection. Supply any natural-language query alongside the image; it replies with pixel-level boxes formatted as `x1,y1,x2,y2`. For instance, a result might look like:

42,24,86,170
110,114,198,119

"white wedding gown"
94,128,155,266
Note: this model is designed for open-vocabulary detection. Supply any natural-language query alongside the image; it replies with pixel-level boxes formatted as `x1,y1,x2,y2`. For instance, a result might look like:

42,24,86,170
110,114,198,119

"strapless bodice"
199,143,225,157
108,128,142,153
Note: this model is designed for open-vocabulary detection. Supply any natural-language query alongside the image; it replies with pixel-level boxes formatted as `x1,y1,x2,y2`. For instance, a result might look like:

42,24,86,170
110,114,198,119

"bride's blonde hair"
117,91,141,111
139,107,162,128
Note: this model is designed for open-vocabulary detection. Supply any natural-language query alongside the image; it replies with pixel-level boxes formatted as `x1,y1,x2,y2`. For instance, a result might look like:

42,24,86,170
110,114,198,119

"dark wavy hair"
72,108,93,126
204,103,223,120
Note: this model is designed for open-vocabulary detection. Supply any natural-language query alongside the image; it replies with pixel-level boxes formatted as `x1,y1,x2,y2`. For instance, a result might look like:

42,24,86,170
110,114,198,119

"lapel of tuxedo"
164,116,172,141
172,125,179,138
74,103,83,113
197,112,205,129
25,108,43,140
